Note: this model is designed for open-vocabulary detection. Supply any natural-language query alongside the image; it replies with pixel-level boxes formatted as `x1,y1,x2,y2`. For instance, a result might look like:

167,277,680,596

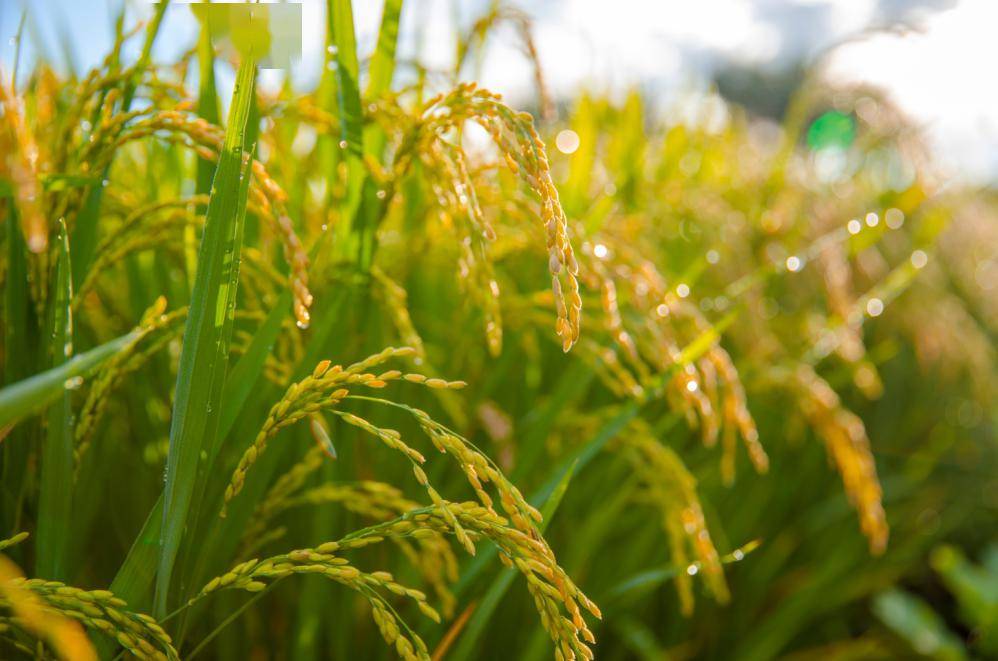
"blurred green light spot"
807,111,856,151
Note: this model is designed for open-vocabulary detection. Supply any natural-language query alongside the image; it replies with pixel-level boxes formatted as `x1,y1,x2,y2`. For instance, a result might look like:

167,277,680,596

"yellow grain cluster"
372,267,427,363
209,500,599,661
383,82,582,353
792,365,888,554
222,347,465,511
241,447,459,616
0,555,95,661
105,110,312,328
75,298,186,465
196,550,437,660
74,199,206,308
0,538,175,661
614,422,730,615
0,75,47,254
577,241,769,482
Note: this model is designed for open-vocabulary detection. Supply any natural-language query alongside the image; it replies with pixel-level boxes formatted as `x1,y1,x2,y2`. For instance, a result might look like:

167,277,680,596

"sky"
2,0,997,182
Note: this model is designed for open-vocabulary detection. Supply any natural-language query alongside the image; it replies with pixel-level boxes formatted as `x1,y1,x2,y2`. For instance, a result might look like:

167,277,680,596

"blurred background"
3,0,998,181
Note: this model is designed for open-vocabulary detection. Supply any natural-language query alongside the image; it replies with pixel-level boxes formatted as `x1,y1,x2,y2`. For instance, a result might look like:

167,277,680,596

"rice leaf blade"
2,208,35,526
36,220,73,580
217,290,290,440
330,0,363,157
0,336,141,432
108,292,285,616
328,0,370,264
155,56,256,617
367,0,403,100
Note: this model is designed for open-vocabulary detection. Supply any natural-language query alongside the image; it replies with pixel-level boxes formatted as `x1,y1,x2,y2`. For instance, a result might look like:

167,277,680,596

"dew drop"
884,207,904,229
27,235,46,253
554,129,580,155
866,297,884,317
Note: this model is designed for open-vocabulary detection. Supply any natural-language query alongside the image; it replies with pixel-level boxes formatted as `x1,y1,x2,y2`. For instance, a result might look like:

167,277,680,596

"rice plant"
0,1,994,659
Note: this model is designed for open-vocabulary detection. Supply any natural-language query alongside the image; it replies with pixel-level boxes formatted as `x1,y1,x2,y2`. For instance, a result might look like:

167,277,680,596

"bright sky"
2,0,996,182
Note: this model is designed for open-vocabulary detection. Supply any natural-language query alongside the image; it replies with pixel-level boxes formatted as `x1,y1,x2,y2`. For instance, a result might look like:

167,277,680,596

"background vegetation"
0,1,995,659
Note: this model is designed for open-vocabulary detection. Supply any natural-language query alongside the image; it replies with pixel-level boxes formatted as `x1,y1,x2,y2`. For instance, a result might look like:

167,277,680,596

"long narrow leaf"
108,293,286,613
328,0,369,264
367,0,403,100
36,220,73,580
0,332,139,431
330,0,363,157
156,57,257,617
2,208,35,528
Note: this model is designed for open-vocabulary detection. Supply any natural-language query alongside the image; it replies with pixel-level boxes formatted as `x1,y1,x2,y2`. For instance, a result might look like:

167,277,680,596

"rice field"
0,2,996,659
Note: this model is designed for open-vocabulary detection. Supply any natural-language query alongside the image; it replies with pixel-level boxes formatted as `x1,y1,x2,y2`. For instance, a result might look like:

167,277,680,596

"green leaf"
328,0,370,264
359,0,403,223
155,57,256,617
872,589,967,660
0,331,140,431
603,540,762,606
366,0,402,100
330,0,362,158
564,93,598,216
613,617,666,661
931,545,998,648
36,220,74,580
108,294,287,617
110,248,319,629
1,207,35,530
217,291,291,440
196,15,221,204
